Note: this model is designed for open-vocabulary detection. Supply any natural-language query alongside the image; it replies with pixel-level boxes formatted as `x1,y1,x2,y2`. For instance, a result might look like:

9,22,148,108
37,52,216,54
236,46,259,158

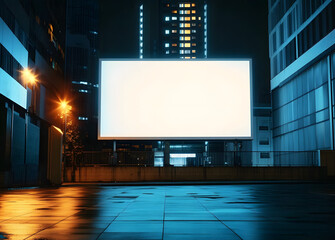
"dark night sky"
98,0,270,106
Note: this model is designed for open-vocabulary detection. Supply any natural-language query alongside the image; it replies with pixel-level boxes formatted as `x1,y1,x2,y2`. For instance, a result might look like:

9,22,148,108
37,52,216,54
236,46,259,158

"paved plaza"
0,183,335,239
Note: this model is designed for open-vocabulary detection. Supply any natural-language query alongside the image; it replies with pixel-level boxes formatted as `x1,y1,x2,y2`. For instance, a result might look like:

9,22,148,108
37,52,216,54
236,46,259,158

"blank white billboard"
99,60,252,140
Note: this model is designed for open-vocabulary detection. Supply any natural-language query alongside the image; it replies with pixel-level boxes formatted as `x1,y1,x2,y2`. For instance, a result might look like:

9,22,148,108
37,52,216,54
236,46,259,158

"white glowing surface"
99,60,251,139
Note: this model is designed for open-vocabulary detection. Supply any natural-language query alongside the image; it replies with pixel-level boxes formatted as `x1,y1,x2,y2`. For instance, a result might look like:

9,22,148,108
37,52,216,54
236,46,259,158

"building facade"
269,0,335,152
0,0,66,186
65,0,99,149
140,0,207,59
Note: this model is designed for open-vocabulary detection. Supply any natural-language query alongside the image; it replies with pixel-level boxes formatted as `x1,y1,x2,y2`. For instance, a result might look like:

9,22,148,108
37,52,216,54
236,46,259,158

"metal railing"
69,150,320,167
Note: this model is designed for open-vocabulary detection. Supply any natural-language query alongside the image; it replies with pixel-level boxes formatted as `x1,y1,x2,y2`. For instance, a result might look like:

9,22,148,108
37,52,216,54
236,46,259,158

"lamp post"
59,100,71,182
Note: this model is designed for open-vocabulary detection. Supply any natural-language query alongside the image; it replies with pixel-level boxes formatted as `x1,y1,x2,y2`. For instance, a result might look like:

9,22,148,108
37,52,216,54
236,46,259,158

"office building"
0,0,66,186
140,0,207,59
269,0,335,152
65,0,99,149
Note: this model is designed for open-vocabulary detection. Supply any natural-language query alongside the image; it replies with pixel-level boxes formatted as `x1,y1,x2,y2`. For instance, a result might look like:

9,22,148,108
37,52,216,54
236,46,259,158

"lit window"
140,36,143,41
179,17,184,21
140,24,143,28
179,10,184,14
172,43,177,47
180,30,184,34
180,56,184,59
140,30,143,34
140,55,143,59
179,3,184,7
185,3,191,7
192,50,196,53
166,50,170,54
180,50,184,54
140,49,143,53
165,30,170,34
166,3,169,7
140,17,143,22
192,10,196,14
180,23,184,27
78,89,88,93
140,5,143,10
198,17,201,20
185,17,190,21
172,10,177,14
78,117,88,121
185,43,191,47
180,36,184,40
192,23,196,26
185,10,190,14
140,42,143,47
185,30,191,34
165,16,170,21
204,18,207,23
192,43,196,46
185,23,190,28
185,50,191,54
165,43,169,47
192,29,196,33
180,43,184,47
172,29,177,33
185,56,190,59
172,16,177,20
185,36,191,41
140,12,143,16
192,16,196,20
192,56,196,59
192,3,195,7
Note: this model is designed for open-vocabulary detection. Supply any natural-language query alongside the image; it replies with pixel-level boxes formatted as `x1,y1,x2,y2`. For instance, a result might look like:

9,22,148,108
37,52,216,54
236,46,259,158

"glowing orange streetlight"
21,68,38,86
59,100,72,116
59,99,72,182
21,68,38,113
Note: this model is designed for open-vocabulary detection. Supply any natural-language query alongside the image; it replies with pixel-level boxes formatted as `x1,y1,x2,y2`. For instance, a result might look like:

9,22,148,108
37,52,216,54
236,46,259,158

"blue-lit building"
269,0,335,151
0,0,66,186
65,0,99,149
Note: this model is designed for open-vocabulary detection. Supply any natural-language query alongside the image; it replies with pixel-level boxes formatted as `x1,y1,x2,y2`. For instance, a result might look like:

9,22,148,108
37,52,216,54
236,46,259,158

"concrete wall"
320,150,335,178
65,166,327,182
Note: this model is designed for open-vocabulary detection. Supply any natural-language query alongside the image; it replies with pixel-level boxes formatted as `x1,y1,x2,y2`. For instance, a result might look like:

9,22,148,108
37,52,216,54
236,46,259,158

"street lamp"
59,100,72,182
21,68,37,86
21,68,38,113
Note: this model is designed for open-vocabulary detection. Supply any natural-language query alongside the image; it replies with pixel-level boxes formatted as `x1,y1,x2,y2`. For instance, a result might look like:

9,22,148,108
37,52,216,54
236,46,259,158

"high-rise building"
0,0,66,186
140,0,207,59
268,0,335,152
65,0,99,149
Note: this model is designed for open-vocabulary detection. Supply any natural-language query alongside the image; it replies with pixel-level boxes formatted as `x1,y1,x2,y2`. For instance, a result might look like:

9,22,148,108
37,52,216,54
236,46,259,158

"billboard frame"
98,58,253,140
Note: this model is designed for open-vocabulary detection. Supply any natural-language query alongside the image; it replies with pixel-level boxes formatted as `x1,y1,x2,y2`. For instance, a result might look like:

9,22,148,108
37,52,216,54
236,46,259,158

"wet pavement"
0,183,335,240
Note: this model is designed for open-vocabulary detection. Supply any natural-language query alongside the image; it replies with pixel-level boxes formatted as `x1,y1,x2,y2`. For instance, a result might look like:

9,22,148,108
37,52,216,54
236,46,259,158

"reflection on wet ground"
0,183,335,239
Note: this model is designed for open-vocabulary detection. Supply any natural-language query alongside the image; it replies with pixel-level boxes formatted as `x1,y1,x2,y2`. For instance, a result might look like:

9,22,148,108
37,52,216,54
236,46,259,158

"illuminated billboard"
99,60,252,139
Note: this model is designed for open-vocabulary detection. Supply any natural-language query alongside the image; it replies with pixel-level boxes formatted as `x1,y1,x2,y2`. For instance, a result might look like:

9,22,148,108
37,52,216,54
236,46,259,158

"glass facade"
272,56,332,150
269,0,335,153
269,0,334,78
